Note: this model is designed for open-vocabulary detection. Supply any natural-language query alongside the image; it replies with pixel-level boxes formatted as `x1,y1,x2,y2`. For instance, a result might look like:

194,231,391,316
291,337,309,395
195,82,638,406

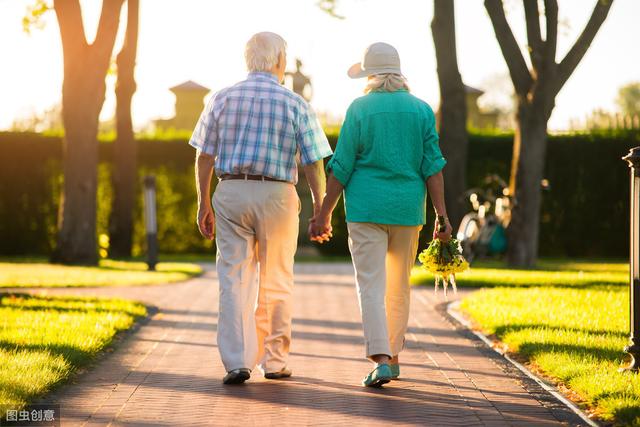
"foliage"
0,259,202,288
22,0,52,34
458,259,639,424
318,129,640,259
0,132,214,256
316,0,344,19
618,82,640,117
1,130,639,258
477,72,516,129
0,293,146,410
10,104,63,133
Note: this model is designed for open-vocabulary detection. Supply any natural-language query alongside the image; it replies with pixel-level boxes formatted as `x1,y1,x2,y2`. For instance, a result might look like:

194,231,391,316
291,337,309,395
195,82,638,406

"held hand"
197,204,215,240
433,216,452,242
312,202,323,218
308,214,333,243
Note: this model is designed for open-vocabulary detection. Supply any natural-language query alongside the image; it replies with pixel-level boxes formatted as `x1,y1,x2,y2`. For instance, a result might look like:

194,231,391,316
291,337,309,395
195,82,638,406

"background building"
154,81,210,131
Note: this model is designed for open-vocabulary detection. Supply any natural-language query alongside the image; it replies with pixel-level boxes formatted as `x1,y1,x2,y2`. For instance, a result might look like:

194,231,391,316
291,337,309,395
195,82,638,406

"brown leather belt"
219,173,288,183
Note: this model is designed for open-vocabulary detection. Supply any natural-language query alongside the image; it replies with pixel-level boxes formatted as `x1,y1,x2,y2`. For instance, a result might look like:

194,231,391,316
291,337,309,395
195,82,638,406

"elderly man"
189,32,332,384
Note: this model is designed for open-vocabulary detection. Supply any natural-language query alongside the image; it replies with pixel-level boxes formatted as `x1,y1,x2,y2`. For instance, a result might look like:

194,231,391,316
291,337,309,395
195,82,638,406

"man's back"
189,72,330,184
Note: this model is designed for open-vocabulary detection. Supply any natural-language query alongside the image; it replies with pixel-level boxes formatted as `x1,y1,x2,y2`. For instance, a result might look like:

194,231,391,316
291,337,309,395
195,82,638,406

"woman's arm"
426,171,452,241
310,105,358,243
309,172,344,242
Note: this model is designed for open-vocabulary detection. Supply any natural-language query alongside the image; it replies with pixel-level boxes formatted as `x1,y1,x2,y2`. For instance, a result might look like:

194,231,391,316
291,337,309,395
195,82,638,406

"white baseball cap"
347,42,403,79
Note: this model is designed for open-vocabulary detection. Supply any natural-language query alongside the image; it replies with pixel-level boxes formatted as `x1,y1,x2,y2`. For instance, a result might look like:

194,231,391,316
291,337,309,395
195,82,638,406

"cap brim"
347,62,369,79
347,62,404,79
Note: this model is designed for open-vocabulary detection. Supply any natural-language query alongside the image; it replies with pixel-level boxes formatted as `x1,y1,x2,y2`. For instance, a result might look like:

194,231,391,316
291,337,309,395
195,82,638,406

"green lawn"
410,258,627,288
453,259,640,425
0,259,202,288
0,293,146,410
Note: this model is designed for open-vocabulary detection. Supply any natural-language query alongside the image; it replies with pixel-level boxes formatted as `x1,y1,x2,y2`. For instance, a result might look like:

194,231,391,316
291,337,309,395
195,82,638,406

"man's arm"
426,171,452,241
310,172,343,241
195,150,215,240
302,160,326,216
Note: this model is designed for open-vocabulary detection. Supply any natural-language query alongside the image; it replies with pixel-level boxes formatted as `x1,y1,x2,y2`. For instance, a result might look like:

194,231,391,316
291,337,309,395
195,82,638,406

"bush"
1,130,638,258
314,129,640,258
0,133,213,257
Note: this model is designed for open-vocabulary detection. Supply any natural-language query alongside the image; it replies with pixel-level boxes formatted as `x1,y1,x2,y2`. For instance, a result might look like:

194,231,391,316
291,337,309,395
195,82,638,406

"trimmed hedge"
0,132,213,257
0,130,638,257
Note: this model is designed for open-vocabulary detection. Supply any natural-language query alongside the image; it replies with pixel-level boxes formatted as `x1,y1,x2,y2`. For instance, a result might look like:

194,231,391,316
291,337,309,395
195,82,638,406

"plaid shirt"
189,72,332,184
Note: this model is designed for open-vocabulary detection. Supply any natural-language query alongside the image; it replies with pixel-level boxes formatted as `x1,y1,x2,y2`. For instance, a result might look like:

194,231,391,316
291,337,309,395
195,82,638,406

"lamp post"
621,147,640,372
143,175,158,271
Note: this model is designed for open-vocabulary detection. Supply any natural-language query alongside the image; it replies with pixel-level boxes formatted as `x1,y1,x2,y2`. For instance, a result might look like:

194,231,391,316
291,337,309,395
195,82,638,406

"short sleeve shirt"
189,72,333,184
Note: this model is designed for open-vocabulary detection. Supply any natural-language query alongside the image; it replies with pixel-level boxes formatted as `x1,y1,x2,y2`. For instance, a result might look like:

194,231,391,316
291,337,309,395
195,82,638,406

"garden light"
143,175,158,271
621,147,640,372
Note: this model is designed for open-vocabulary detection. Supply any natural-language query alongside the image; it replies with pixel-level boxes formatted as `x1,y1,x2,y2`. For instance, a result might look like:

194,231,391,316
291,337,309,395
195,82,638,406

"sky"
0,0,638,131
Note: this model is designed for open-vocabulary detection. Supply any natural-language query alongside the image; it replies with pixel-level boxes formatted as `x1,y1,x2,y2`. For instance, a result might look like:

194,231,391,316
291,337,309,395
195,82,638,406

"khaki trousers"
347,222,422,358
213,180,299,373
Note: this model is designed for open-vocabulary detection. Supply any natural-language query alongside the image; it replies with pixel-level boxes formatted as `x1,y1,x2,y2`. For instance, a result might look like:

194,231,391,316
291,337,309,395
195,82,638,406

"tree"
109,0,139,258
51,0,125,265
484,0,613,267
617,82,640,117
478,72,516,130
10,103,63,132
316,0,344,19
431,0,468,231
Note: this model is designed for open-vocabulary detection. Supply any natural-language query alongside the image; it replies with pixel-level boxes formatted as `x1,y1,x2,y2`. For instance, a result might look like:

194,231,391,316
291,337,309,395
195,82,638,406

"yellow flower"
418,239,470,297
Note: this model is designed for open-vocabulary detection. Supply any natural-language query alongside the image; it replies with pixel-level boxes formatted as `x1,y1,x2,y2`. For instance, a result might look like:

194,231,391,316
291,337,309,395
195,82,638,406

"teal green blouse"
327,90,446,226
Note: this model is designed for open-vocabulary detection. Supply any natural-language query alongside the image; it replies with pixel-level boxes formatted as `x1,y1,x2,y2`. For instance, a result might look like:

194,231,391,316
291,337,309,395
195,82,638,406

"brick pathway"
23,263,580,426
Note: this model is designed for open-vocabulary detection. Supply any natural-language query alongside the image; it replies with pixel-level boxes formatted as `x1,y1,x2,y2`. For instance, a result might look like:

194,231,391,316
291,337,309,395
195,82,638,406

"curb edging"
445,300,599,427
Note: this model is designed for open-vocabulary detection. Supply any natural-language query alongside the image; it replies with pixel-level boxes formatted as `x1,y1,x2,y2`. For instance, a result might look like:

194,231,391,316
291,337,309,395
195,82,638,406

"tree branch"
432,0,462,81
543,0,558,68
523,0,543,72
556,0,614,92
484,0,533,96
53,0,87,53
92,0,125,65
118,0,138,61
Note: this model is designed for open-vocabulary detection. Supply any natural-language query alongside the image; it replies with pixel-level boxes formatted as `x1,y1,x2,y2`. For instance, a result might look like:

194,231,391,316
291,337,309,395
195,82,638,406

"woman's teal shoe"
362,363,393,387
389,364,400,379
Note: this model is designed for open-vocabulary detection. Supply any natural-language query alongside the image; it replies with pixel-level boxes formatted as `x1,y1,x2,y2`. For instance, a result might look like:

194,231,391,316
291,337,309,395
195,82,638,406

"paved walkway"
22,263,581,426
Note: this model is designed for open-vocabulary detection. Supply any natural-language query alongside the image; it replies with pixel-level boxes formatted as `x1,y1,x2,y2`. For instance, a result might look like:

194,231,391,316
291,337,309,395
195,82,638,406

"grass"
453,259,640,425
0,293,146,410
410,258,628,288
0,259,202,288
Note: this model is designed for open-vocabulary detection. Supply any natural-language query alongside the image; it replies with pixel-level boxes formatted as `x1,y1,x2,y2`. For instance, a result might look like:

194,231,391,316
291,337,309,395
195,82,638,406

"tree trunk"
109,0,139,258
431,0,468,230
506,101,548,267
51,0,124,265
483,0,613,267
51,55,107,265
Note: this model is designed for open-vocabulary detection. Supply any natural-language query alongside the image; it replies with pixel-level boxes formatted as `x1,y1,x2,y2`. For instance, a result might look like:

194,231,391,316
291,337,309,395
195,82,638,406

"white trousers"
213,180,299,373
347,222,422,358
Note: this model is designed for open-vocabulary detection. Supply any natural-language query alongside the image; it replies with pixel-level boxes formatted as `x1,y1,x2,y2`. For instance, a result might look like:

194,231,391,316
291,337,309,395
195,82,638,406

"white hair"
364,73,410,94
244,32,287,72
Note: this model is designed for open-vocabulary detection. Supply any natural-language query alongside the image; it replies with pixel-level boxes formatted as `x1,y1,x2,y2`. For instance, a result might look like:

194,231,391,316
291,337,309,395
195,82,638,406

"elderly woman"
311,42,452,387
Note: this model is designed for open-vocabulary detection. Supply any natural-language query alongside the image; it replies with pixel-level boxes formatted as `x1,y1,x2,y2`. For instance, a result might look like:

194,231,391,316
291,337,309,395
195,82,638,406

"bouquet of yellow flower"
418,238,469,298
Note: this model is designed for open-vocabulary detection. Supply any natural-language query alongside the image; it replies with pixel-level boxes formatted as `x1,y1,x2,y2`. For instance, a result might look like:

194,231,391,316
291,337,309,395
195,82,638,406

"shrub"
1,130,638,258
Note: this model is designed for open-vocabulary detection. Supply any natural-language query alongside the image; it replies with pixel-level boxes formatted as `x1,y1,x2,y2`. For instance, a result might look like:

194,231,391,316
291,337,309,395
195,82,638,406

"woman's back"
328,90,445,226
355,90,431,180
